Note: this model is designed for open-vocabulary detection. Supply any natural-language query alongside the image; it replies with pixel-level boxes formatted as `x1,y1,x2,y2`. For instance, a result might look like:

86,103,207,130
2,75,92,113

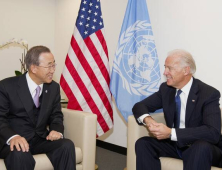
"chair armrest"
127,113,165,170
62,108,97,170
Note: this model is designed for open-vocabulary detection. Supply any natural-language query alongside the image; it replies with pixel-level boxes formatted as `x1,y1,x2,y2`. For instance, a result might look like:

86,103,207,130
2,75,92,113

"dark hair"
25,46,51,70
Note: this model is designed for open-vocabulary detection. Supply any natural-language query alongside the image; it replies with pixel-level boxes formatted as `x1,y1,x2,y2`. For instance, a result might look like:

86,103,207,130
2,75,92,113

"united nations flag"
110,0,161,121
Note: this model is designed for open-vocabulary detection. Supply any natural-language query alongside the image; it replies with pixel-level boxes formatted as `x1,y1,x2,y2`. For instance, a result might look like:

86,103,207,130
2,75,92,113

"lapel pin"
45,90,48,93
192,100,195,102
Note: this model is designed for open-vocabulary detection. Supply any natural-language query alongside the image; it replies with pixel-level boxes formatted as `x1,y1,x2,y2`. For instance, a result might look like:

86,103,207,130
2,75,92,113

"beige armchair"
0,108,97,170
126,113,222,170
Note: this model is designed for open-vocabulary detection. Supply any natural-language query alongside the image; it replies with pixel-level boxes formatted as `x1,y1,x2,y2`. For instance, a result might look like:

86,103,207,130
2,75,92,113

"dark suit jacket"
0,73,64,150
133,78,221,148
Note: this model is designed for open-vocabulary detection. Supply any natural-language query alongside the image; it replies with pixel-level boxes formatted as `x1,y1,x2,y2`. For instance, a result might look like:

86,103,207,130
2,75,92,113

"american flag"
60,0,113,136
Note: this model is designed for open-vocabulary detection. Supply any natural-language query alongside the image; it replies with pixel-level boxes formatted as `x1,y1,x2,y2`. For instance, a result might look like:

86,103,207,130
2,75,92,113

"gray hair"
167,49,196,74
25,46,51,70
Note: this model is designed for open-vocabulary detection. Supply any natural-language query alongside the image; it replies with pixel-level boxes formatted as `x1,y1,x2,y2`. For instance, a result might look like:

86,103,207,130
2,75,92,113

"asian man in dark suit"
0,46,76,170
133,49,222,170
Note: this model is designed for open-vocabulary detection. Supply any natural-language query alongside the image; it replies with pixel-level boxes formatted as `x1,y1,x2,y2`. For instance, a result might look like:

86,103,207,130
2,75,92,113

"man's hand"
46,130,62,141
144,116,157,127
10,136,29,152
148,122,171,140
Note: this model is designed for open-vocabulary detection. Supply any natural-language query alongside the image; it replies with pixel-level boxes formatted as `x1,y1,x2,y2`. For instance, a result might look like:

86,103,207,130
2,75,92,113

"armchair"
0,108,97,170
126,113,222,170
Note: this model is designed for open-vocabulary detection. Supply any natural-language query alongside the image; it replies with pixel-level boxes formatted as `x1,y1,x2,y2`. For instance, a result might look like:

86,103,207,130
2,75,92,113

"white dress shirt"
26,72,43,98
138,77,193,141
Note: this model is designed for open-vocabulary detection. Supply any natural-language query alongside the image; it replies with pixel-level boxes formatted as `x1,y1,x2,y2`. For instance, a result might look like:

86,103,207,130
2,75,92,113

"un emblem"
113,20,161,96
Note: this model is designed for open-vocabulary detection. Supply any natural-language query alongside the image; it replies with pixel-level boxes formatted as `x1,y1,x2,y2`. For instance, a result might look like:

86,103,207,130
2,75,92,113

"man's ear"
183,66,190,76
30,65,37,74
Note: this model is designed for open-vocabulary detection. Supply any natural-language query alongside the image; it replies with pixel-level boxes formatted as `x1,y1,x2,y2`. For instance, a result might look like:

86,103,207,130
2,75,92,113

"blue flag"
110,0,161,122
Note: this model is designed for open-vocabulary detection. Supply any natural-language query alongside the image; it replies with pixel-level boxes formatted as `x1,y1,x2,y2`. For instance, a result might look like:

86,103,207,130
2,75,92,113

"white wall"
147,0,222,86
1,0,222,148
0,0,55,80
54,0,80,98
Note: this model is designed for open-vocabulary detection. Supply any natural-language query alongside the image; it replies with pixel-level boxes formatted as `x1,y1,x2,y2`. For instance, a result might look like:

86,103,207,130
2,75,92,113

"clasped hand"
10,130,62,152
144,117,171,140
148,122,171,140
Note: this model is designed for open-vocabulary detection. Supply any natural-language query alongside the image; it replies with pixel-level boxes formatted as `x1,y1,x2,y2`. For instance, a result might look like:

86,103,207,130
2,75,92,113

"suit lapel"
168,87,176,127
17,73,35,125
185,78,198,126
36,83,50,126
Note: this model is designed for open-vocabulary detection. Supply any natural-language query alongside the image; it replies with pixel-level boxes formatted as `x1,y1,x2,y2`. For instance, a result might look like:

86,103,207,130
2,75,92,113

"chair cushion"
33,154,53,170
0,159,5,170
75,147,83,164
76,164,83,170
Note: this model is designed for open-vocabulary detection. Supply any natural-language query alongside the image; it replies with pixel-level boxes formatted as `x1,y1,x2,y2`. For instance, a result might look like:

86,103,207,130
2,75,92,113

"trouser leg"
182,140,222,170
135,137,180,170
0,145,35,170
30,137,76,170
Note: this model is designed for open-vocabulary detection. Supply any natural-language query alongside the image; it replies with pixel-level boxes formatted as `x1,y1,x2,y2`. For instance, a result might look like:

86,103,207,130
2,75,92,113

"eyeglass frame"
36,63,57,70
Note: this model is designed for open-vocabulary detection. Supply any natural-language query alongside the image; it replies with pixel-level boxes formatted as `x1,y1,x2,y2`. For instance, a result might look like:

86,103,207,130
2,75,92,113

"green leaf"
15,70,22,76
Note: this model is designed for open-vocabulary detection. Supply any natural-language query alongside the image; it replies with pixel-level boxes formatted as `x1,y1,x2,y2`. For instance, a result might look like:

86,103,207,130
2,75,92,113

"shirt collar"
26,72,43,96
177,77,193,96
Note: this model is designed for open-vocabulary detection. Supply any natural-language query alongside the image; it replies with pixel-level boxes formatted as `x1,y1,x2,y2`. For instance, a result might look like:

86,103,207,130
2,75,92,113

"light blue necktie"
33,86,41,108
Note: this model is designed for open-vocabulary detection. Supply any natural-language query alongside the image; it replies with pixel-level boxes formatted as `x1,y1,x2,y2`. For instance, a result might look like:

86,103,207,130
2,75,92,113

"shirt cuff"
59,133,63,139
138,114,150,125
170,128,177,141
6,135,19,145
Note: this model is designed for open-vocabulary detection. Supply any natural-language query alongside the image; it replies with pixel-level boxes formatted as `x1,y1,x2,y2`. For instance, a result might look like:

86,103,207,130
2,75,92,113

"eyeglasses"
37,63,57,70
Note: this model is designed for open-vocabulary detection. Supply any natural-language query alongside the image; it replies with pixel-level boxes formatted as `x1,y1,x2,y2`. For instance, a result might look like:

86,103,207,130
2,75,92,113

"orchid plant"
0,38,28,76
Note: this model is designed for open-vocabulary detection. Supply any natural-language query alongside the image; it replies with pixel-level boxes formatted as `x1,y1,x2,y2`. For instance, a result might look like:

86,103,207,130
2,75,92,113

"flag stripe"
84,36,110,86
62,64,91,111
60,73,82,111
95,29,109,58
96,122,104,136
61,66,105,136
67,43,113,127
90,31,110,71
65,56,110,132
73,27,112,107
89,31,109,69
71,30,113,119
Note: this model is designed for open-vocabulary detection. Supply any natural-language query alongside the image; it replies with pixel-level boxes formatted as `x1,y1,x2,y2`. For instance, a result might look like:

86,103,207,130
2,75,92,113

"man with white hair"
133,49,222,170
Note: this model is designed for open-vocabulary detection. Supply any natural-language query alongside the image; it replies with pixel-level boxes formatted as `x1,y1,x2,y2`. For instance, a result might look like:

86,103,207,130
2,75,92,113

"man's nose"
163,69,167,76
50,68,55,73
